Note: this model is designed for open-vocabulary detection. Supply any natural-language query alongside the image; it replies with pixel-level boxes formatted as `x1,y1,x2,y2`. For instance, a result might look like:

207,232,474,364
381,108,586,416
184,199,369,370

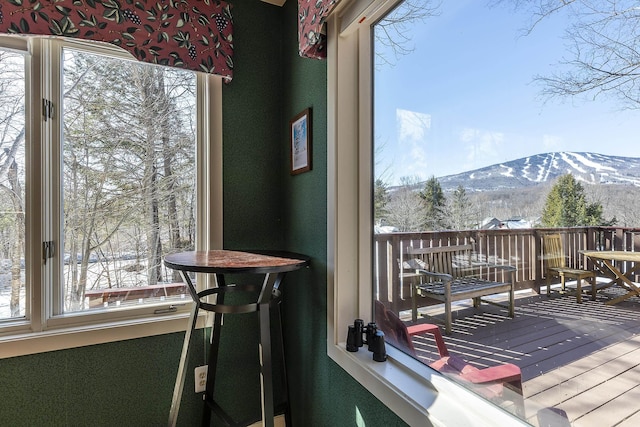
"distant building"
374,225,399,234
480,217,533,229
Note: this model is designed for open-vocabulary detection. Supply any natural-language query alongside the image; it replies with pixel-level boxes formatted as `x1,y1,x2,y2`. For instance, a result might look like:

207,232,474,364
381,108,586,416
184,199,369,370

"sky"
374,0,640,185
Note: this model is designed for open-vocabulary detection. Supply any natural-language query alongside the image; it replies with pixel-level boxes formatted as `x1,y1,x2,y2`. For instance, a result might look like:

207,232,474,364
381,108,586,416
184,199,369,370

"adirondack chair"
543,234,597,303
375,300,524,416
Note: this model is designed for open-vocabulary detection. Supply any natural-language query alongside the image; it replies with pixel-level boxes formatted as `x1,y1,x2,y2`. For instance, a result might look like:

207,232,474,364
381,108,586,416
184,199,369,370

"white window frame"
326,2,529,425
0,35,221,358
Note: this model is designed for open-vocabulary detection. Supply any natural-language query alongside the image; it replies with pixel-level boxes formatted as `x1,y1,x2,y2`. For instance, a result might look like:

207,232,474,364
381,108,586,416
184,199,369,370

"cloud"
397,109,431,142
459,127,505,170
392,109,433,181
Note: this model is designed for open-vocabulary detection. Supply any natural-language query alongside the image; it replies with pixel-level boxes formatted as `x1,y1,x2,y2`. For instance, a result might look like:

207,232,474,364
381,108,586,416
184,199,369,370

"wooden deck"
404,284,640,426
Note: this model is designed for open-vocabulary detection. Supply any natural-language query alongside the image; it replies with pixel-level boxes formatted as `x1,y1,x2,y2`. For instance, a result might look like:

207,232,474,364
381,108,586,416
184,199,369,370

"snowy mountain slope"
437,152,640,191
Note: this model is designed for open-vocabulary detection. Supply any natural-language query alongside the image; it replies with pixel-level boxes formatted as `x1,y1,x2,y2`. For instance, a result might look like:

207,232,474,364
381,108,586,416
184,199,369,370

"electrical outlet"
194,365,208,393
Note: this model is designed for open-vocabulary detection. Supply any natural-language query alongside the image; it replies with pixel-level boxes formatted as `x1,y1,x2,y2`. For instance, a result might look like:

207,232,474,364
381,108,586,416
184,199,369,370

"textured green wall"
275,2,407,426
0,2,407,426
0,331,204,426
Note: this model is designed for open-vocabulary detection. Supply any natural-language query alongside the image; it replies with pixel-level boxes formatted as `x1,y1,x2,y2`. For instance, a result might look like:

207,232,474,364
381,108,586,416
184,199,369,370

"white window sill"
0,310,204,358
329,342,530,427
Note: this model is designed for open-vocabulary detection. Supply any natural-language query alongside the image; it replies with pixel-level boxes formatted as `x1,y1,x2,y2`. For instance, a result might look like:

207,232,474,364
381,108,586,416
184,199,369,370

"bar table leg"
168,300,199,427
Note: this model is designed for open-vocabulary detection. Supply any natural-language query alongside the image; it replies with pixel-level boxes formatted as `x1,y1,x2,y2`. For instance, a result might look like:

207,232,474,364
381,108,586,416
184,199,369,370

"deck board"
403,286,640,426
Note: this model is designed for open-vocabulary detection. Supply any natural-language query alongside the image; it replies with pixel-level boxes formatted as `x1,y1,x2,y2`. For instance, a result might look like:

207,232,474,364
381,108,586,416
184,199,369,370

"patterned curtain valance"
298,0,340,59
0,0,234,80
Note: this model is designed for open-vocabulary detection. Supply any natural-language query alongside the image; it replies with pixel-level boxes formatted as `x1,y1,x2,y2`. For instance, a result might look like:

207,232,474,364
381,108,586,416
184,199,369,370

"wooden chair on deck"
375,301,524,416
543,234,596,303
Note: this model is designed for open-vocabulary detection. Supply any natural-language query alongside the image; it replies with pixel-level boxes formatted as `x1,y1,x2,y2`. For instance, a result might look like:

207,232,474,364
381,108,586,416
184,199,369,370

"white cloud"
394,109,432,181
397,109,431,142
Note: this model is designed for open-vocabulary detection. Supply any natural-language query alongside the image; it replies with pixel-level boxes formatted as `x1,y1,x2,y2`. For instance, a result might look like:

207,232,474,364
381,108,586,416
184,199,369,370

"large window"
0,36,221,355
330,0,640,425
327,1,525,425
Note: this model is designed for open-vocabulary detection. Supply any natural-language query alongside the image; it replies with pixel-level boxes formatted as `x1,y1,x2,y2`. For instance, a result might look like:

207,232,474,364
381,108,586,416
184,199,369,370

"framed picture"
290,108,312,175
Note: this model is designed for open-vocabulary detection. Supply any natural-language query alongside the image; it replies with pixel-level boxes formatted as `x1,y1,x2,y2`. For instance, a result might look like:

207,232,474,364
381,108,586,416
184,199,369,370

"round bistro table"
164,250,310,427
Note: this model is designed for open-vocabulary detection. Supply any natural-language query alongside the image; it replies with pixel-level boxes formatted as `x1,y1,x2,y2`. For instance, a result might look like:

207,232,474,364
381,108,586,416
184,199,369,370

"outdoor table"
164,249,310,427
580,250,640,305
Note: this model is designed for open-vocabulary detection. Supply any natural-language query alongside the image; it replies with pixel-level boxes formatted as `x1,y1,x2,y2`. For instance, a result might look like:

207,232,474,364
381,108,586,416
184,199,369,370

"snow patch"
500,164,514,177
567,152,616,173
560,152,586,173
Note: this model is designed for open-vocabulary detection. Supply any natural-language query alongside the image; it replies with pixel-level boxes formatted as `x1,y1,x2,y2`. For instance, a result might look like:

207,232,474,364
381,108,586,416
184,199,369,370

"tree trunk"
8,158,24,317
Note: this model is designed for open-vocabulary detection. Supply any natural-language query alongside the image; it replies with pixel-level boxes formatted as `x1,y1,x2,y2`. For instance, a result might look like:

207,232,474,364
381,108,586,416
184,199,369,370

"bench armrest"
415,269,453,282
459,363,522,385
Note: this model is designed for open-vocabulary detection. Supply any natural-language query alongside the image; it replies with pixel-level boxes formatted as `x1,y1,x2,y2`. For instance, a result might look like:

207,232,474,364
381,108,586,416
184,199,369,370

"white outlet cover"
194,365,208,393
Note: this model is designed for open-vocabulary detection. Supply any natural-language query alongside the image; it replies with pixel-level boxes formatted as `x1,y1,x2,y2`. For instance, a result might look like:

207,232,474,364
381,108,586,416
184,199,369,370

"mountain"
437,152,640,192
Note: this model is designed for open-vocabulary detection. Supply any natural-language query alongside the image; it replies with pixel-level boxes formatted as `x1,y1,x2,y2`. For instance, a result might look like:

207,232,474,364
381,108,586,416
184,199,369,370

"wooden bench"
405,244,516,334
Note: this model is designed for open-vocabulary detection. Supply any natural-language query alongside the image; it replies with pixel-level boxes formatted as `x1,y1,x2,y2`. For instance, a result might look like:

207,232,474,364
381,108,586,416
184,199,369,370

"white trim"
339,0,396,35
0,35,29,53
326,8,530,426
200,73,224,250
0,311,207,358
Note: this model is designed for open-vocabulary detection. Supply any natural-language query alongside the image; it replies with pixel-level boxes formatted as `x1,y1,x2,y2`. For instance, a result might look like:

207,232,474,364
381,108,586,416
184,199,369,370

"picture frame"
290,108,312,175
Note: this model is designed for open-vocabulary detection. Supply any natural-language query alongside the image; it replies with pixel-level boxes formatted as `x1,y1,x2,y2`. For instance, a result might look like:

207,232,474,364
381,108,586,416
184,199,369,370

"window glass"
0,48,26,320
373,0,640,421
62,48,195,313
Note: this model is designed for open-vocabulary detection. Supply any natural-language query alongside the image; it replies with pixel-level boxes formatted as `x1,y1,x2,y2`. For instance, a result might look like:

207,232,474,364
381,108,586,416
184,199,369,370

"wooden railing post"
389,234,401,313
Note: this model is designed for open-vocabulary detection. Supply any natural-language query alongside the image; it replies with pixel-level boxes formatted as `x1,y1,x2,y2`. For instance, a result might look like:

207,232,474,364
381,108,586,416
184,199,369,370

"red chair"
375,300,524,416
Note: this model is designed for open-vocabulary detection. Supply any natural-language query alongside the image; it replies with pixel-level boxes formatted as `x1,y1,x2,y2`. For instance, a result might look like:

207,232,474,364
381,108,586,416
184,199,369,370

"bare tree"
375,0,442,68
494,0,640,109
385,176,428,231
0,50,26,317
62,50,196,310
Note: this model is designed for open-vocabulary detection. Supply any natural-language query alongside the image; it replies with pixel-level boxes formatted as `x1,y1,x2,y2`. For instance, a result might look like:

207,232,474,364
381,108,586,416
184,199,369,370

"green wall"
0,2,407,426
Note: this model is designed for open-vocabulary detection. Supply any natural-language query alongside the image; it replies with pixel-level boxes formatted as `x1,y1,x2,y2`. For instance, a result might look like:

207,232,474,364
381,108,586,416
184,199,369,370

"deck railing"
374,226,640,314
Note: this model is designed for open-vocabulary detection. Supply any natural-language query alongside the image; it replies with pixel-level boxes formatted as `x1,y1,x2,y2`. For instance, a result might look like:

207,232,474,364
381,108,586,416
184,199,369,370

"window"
327,1,527,425
0,36,221,356
331,1,640,425
60,47,196,314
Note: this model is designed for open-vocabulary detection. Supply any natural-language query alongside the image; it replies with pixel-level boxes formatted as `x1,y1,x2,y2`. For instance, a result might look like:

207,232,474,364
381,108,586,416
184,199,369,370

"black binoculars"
346,319,387,362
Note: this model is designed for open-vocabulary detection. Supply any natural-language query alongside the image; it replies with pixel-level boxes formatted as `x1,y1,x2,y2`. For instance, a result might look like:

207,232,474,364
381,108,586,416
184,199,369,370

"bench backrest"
406,244,474,278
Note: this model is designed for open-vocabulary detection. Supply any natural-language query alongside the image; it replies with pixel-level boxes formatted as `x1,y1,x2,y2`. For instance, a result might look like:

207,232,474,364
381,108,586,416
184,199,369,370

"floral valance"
0,0,234,80
298,0,340,59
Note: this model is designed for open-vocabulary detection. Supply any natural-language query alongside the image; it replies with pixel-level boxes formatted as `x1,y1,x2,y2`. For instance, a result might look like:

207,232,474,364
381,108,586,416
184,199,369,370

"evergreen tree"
541,174,613,227
420,176,446,230
373,178,390,225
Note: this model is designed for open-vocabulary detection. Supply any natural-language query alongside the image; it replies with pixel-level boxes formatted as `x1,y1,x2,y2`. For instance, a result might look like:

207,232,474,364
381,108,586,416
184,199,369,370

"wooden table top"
164,250,310,274
581,250,640,263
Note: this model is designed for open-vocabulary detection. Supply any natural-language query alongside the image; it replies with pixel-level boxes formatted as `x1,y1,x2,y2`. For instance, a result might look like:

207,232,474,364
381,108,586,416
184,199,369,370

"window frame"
0,35,221,358
325,2,529,425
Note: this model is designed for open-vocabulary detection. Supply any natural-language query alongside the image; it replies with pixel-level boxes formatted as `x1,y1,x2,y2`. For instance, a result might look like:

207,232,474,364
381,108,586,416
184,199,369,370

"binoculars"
346,319,387,362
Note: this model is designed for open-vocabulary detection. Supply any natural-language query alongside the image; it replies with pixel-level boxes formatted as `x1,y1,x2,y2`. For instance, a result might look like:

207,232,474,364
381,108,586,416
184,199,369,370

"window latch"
43,241,55,265
42,99,54,121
